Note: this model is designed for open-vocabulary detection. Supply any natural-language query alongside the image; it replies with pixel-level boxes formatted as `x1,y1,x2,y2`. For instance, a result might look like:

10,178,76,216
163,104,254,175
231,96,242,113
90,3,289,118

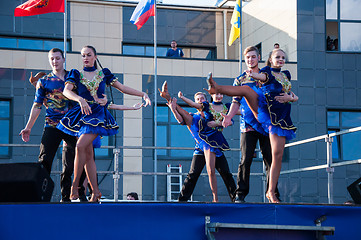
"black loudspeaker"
0,162,54,202
347,177,361,204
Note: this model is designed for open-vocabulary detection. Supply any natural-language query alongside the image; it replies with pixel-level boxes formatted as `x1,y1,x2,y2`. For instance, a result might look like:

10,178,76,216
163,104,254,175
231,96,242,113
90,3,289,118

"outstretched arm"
19,103,42,142
112,81,151,107
108,102,144,110
178,91,202,110
167,98,184,124
222,101,240,128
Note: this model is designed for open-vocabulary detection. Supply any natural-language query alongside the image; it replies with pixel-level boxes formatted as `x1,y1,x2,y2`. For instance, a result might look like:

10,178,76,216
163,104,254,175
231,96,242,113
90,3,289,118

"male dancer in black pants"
159,82,236,202
222,46,280,203
20,48,90,202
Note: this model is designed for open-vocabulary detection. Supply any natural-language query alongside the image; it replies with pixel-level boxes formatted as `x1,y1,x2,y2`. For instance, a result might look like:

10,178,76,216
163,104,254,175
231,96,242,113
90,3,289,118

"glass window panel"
145,46,168,56
0,101,10,118
342,131,361,160
18,39,43,50
342,112,361,128
326,0,337,19
44,40,67,51
326,21,339,51
340,22,361,52
327,111,339,126
0,37,17,48
170,124,194,157
156,125,167,155
328,130,339,160
340,0,361,20
123,45,145,55
0,120,9,156
157,106,168,122
191,49,211,59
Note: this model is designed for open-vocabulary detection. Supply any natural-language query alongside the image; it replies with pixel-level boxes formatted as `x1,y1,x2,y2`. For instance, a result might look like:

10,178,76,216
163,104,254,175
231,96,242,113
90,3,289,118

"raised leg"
205,73,259,118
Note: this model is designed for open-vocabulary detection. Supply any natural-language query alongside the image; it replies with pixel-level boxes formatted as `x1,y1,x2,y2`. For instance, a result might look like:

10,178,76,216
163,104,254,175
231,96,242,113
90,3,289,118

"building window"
327,110,361,161
255,42,262,59
122,43,216,59
123,44,169,57
0,99,11,158
0,36,69,51
156,105,196,158
326,0,361,52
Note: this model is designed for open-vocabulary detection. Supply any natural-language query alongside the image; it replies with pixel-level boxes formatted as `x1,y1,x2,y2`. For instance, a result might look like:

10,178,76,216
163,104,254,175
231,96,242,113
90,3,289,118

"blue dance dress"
186,112,225,157
57,68,119,137
195,102,230,156
257,66,296,140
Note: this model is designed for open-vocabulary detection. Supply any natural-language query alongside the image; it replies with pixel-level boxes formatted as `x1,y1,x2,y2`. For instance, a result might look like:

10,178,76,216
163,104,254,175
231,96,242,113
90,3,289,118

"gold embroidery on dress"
271,71,291,93
80,70,103,99
209,103,228,130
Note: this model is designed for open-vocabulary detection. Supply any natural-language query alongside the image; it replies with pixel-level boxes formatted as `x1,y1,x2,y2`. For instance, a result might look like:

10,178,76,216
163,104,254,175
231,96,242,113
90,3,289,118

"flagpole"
153,0,158,201
64,0,67,69
239,0,242,75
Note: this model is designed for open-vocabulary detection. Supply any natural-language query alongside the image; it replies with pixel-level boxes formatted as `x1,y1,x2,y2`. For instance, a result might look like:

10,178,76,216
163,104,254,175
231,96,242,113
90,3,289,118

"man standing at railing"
166,40,184,58
19,48,87,202
222,46,280,203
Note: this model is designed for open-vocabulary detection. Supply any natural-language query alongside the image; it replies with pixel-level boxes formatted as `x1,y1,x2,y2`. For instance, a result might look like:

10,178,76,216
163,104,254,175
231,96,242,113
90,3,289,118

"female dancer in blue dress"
57,45,151,202
205,48,298,203
178,91,234,202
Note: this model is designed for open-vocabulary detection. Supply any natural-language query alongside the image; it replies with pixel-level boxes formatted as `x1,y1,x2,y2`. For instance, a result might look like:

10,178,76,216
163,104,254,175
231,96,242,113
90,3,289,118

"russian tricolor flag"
130,0,155,30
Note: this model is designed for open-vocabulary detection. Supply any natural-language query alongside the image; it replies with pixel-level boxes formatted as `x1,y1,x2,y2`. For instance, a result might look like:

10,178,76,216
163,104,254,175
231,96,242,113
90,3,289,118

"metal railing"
1,126,361,203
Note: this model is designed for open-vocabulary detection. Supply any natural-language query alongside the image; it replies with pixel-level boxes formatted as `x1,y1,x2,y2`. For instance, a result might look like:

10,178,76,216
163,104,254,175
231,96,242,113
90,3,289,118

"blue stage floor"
0,202,360,240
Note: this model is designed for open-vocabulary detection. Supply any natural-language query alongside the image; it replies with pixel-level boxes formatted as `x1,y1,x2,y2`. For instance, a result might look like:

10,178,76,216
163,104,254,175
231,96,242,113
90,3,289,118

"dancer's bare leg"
266,133,285,203
159,82,193,126
204,149,218,202
71,133,98,200
205,73,259,118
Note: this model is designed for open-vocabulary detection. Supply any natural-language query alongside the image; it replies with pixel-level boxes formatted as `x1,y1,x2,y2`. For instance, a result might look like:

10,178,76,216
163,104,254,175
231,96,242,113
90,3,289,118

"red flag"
14,0,65,17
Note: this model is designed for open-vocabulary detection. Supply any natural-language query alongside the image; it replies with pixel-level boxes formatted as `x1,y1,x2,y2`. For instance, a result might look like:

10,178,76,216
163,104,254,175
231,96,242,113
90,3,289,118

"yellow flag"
228,0,241,46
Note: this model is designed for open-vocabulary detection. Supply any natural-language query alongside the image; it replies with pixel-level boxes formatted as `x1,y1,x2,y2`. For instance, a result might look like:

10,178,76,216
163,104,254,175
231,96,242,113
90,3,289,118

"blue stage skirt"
57,103,119,137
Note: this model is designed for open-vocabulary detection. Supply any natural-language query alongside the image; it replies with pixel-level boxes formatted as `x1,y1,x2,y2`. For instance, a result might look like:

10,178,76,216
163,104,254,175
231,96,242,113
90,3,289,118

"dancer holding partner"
222,46,280,203
57,45,150,202
159,82,236,202
206,48,298,203
177,89,233,202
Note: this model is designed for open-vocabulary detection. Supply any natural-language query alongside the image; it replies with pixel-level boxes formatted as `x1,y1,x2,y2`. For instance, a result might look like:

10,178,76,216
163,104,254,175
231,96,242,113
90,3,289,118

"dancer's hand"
143,93,151,107
245,69,253,77
221,112,233,128
166,97,177,111
97,94,108,106
178,91,183,99
132,102,144,110
207,121,219,128
275,93,293,103
79,98,92,115
19,128,31,142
